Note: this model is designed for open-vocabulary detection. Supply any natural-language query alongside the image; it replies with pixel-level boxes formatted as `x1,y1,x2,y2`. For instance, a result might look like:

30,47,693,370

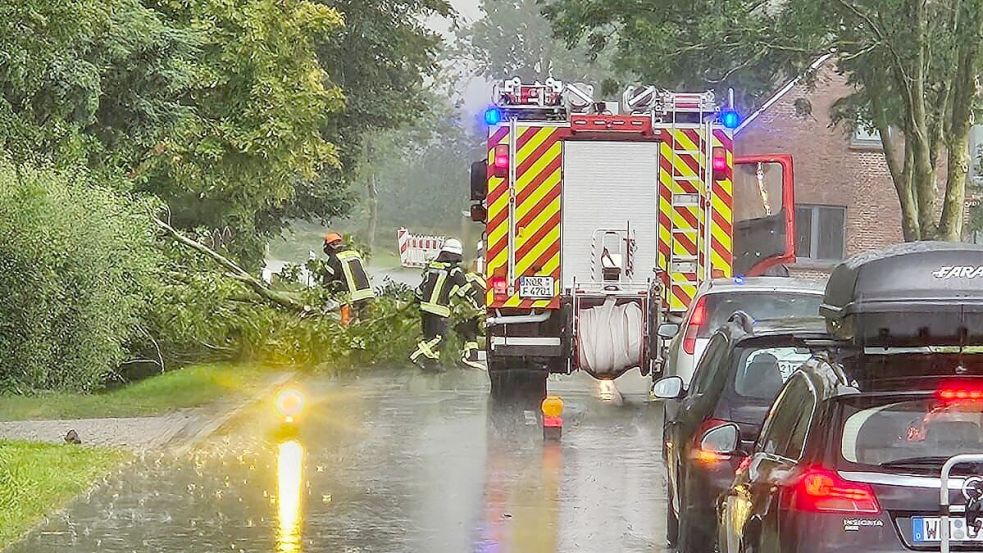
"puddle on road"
9,369,667,553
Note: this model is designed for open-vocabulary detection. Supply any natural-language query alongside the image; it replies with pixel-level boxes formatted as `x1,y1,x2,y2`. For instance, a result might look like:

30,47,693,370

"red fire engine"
468,77,795,399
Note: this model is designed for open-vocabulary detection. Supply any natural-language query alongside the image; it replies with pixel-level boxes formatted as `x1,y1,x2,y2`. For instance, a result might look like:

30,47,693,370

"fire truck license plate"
519,276,554,298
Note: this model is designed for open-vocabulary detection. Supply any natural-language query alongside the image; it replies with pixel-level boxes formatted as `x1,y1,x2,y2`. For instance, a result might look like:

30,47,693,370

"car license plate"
913,517,983,542
519,276,554,298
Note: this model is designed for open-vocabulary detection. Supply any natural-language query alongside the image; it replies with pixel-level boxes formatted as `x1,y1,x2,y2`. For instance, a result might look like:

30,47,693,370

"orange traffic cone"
340,304,353,327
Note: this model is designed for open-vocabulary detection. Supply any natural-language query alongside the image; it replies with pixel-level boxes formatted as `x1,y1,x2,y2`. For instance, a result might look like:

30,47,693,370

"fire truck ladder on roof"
664,91,717,294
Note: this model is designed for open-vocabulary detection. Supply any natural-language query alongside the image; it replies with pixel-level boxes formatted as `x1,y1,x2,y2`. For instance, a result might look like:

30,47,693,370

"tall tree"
357,89,481,239
263,0,455,244
456,0,614,86
546,0,983,241
0,0,196,171
142,0,345,263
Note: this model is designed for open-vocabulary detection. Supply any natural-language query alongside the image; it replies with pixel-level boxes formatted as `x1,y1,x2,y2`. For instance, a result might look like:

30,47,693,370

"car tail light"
493,144,509,178
938,385,983,400
789,466,880,514
682,296,708,355
688,418,732,464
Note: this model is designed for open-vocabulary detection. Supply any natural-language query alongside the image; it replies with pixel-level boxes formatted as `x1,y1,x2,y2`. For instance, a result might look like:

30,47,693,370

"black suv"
717,349,983,553
652,313,828,553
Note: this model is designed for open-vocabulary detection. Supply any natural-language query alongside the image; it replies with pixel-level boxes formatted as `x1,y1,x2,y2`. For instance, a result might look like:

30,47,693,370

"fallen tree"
153,216,329,313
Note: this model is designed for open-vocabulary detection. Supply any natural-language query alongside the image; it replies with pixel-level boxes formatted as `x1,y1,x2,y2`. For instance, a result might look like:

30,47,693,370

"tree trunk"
872,91,920,241
940,135,970,241
901,146,920,241
907,0,940,238
939,2,983,241
366,142,379,255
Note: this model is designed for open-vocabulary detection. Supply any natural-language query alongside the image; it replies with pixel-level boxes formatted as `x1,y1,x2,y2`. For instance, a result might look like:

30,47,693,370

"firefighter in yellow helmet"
322,231,375,318
410,238,473,371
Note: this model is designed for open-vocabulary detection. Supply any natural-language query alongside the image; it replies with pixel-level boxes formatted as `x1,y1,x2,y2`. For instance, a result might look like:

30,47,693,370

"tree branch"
834,0,912,83
153,216,313,313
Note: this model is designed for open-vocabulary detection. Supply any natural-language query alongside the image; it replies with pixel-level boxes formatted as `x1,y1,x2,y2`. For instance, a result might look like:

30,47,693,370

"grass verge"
0,441,127,548
0,363,272,421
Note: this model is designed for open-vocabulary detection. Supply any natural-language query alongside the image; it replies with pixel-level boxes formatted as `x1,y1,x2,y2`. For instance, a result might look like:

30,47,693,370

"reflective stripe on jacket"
326,249,374,302
463,272,486,308
417,260,468,317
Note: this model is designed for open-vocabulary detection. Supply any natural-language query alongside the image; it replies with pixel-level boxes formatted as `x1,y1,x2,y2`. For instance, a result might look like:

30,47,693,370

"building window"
796,205,846,261
851,124,883,150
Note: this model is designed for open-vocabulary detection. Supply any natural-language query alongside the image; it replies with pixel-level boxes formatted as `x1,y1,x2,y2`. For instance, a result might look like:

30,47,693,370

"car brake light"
789,466,880,514
683,296,708,355
938,385,983,400
689,418,732,464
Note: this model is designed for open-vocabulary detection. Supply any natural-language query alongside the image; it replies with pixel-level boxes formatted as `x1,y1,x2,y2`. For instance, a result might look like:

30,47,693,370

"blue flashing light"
484,107,502,126
721,109,741,130
733,275,745,285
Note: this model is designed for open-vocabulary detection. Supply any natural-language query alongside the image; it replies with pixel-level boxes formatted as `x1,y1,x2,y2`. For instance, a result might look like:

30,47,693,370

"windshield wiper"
880,456,952,468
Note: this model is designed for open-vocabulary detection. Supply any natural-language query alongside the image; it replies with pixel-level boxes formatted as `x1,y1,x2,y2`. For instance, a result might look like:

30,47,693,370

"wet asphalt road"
10,369,668,553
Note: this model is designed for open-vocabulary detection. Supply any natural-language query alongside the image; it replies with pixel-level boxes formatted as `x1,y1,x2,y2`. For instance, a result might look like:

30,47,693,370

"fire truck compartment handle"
487,311,551,326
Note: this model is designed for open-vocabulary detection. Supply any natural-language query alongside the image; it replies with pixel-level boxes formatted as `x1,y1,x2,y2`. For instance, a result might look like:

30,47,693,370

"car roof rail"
728,310,755,334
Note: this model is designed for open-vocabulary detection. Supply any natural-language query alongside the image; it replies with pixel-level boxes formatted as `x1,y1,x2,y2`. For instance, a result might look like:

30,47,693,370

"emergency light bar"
721,109,741,129
484,107,502,125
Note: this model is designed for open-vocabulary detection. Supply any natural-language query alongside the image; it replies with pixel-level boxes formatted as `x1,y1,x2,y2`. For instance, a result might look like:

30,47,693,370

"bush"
0,161,160,392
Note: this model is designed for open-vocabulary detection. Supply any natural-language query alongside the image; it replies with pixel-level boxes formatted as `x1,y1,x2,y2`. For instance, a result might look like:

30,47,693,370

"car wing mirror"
652,376,685,399
700,423,740,455
657,323,680,339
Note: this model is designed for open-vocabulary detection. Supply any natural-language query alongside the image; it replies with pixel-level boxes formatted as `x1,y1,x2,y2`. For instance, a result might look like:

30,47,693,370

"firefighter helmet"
441,238,463,256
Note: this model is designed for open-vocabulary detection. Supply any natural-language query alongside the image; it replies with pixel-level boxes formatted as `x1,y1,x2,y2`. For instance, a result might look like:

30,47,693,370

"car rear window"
837,395,983,470
732,346,813,400
699,292,822,337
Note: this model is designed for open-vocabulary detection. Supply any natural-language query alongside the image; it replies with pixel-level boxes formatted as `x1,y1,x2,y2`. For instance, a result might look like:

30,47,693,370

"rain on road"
9,369,669,553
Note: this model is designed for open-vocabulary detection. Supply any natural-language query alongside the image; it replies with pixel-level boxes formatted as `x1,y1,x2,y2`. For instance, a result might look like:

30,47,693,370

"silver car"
658,276,826,389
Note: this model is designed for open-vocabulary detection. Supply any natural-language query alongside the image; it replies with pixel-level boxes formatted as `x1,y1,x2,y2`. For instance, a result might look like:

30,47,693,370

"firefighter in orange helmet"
322,231,374,319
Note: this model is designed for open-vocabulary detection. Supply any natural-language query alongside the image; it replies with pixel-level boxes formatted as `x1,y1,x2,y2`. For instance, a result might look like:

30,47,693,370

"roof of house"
734,53,835,135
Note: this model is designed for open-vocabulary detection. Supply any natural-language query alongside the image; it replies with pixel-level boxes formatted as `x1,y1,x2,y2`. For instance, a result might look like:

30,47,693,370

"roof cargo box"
820,242,983,346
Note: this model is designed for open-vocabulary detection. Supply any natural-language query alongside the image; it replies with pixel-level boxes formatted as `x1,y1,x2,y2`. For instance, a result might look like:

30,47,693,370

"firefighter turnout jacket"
417,260,471,317
325,248,375,303
453,271,485,319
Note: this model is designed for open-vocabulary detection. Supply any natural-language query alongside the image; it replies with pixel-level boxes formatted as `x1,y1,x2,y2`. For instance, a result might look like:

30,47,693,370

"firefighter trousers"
455,318,480,350
455,317,483,368
410,312,447,369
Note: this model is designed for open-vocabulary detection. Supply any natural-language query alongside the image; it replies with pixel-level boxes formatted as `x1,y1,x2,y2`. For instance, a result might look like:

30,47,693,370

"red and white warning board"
397,228,446,268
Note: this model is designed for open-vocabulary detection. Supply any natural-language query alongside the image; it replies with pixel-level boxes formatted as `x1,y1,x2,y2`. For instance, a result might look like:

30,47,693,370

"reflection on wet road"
276,441,303,553
9,369,667,552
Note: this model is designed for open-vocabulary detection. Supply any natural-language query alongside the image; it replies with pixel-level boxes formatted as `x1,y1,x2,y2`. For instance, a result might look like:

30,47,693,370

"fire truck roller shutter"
560,141,660,288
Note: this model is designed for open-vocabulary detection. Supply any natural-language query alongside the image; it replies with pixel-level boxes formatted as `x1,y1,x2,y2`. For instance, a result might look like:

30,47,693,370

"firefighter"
455,262,486,369
410,238,471,371
322,231,375,319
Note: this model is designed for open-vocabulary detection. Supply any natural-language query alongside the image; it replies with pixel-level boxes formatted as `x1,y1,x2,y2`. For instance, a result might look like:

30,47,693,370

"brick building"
734,57,903,278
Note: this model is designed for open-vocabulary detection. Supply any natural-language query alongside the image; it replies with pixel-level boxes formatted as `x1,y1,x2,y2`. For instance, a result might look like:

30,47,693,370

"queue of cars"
655,242,983,553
